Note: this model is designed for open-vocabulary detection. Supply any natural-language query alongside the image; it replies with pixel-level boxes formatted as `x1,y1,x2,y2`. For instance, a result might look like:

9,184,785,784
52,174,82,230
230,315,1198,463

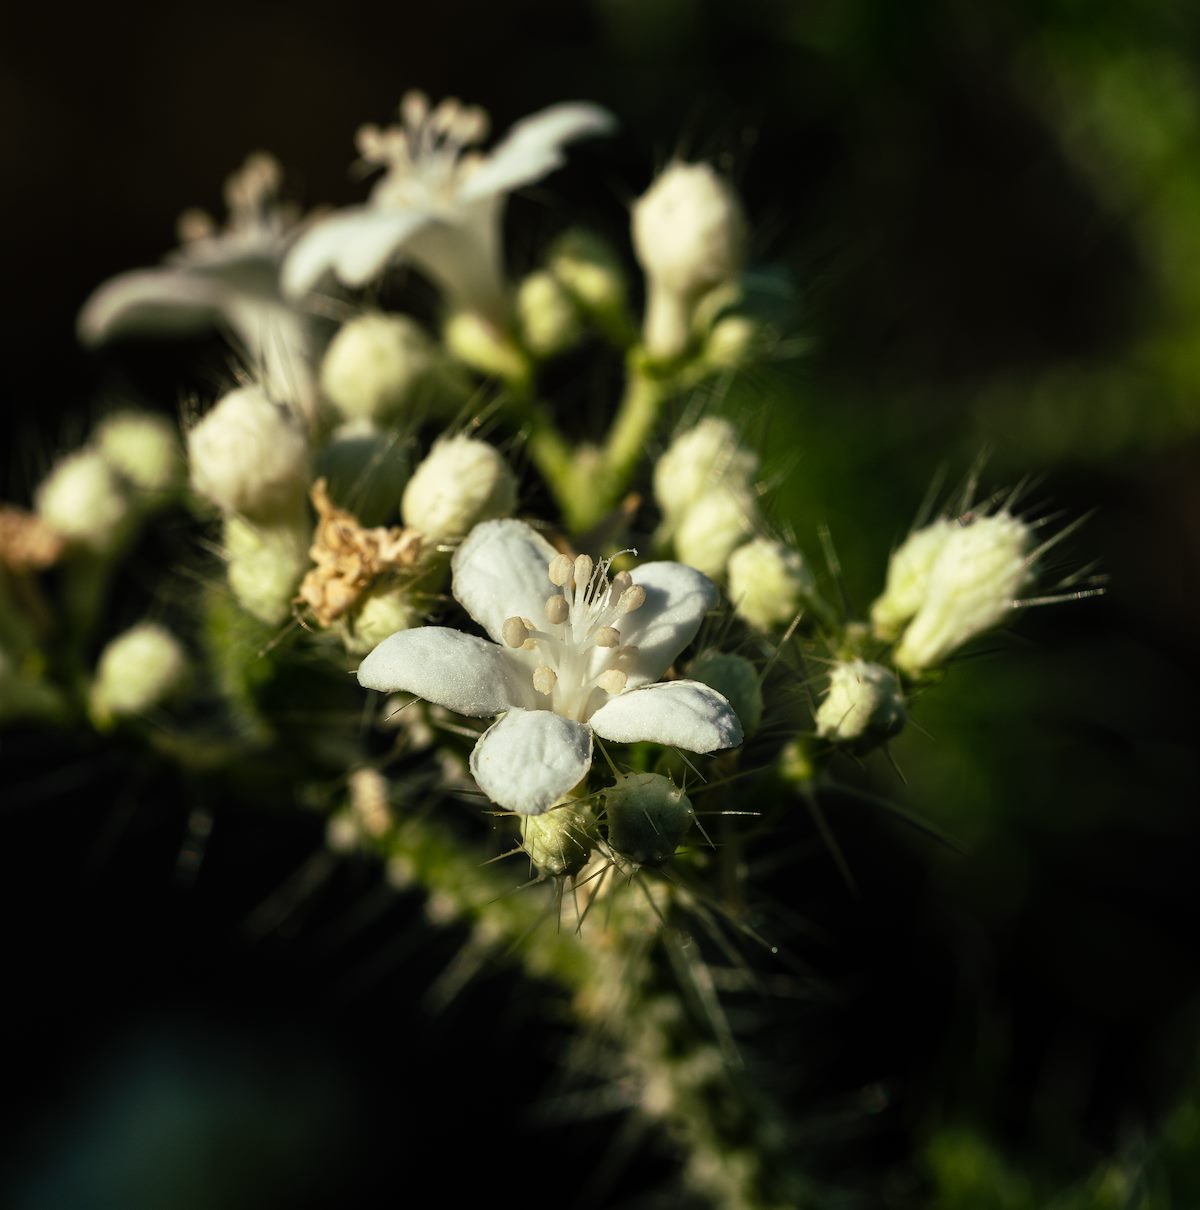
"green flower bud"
35,448,132,550
443,310,530,386
547,229,628,321
726,537,816,631
815,659,905,748
687,649,763,736
705,315,758,368
520,801,598,878
224,514,311,625
315,420,410,527
319,313,435,423
90,622,188,723
341,587,423,656
401,436,517,542
95,411,182,495
604,772,694,867
516,271,582,359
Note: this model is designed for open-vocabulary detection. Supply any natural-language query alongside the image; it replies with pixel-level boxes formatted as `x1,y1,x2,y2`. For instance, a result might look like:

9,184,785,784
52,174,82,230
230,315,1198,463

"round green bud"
36,449,132,550
341,587,423,656
443,310,530,386
604,772,694,867
90,622,188,722
224,514,311,625
315,420,410,527
705,315,758,368
547,229,628,318
319,313,435,423
95,411,182,495
516,271,582,359
520,801,598,878
687,649,763,736
726,537,816,631
401,436,517,542
815,659,906,748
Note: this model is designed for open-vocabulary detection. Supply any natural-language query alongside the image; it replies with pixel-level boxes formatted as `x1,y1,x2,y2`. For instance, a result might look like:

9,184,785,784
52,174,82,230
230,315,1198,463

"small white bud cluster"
95,411,182,495
632,162,746,360
815,659,905,747
35,449,133,551
401,435,517,542
319,313,435,423
891,512,1035,675
90,622,188,724
188,386,310,523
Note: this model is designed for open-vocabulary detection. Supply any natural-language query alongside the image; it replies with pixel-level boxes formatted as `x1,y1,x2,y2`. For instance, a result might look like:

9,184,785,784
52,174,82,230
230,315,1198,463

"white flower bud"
401,436,517,542
632,163,746,360
653,418,759,522
319,313,435,422
870,519,955,640
727,537,816,631
687,649,763,736
673,483,758,580
520,801,598,878
516,271,582,358
341,587,423,656
187,386,309,521
90,622,188,722
894,512,1035,675
35,449,132,549
705,314,757,367
224,515,311,625
815,659,905,746
604,772,693,867
547,229,627,320
95,411,182,494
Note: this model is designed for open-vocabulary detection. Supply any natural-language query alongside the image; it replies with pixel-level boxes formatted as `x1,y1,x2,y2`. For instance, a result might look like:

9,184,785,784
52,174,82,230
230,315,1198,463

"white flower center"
357,90,491,214
502,552,645,722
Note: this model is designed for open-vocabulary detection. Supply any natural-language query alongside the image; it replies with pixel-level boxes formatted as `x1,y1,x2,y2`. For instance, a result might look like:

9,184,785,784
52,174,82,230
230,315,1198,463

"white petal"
77,268,232,345
282,206,432,297
451,519,559,645
619,562,717,687
588,680,743,753
457,103,616,203
469,708,593,816
357,627,529,715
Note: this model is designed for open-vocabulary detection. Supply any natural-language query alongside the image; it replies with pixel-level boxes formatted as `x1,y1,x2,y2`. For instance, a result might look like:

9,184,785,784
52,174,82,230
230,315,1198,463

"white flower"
357,518,742,815
894,512,1035,675
78,153,325,420
282,93,615,323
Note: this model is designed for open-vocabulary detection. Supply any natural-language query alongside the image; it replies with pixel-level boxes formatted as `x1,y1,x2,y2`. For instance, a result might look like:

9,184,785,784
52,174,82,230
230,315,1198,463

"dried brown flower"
0,506,66,571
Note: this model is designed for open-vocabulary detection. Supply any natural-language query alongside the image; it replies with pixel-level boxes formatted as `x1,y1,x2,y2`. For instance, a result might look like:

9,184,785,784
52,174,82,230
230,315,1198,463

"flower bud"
35,449,132,550
188,386,309,522
653,418,758,523
443,310,530,386
894,512,1035,675
319,313,435,423
401,436,517,542
705,314,758,368
90,622,188,723
632,163,746,360
687,649,763,736
520,801,598,878
727,537,816,631
815,659,905,747
673,484,758,580
224,515,311,625
341,587,423,656
516,271,582,359
604,772,694,867
315,420,410,527
547,229,628,324
95,411,182,495
870,519,955,640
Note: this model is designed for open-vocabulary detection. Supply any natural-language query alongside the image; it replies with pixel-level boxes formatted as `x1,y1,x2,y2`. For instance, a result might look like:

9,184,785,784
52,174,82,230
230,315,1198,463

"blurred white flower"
78,153,325,419
357,519,741,815
282,93,614,323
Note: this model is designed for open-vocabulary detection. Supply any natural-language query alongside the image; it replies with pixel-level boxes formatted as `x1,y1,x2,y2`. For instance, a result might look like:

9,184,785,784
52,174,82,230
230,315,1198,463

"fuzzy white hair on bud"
319,313,436,422
815,659,905,747
400,435,518,542
653,417,759,523
870,519,956,640
727,537,816,632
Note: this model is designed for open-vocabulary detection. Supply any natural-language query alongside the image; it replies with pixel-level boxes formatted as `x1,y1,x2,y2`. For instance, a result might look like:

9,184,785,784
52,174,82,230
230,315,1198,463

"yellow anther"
548,554,574,586
594,626,620,648
545,594,569,624
502,616,528,648
597,669,628,694
533,666,558,695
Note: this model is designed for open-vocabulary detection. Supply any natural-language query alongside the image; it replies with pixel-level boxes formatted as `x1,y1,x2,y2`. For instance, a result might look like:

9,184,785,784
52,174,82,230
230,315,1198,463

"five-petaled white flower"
282,92,615,324
357,519,743,815
78,153,326,421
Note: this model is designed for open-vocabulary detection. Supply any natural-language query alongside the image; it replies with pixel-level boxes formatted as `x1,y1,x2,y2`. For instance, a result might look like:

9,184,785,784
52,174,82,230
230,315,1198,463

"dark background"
4,1,1200,1205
